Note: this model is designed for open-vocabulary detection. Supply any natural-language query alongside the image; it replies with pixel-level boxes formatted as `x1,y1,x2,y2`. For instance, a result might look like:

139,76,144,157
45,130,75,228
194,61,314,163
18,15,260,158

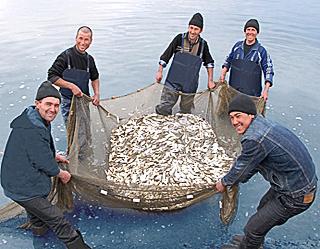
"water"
0,0,320,248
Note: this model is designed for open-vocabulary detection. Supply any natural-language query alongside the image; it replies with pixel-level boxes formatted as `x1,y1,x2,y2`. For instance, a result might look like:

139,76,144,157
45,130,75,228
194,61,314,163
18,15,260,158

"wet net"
0,82,265,225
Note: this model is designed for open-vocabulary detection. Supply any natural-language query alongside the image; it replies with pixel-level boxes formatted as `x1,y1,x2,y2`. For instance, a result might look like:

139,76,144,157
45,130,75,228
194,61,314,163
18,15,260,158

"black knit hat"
244,19,260,33
35,81,61,101
189,13,203,29
228,94,257,115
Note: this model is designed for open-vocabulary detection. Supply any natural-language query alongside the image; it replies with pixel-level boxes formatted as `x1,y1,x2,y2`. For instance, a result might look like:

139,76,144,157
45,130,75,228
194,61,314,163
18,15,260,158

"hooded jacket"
1,106,60,201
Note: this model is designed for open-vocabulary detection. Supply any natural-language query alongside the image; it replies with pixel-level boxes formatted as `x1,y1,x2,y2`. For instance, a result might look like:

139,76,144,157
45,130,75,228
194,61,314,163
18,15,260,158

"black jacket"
0,106,60,201
47,45,99,84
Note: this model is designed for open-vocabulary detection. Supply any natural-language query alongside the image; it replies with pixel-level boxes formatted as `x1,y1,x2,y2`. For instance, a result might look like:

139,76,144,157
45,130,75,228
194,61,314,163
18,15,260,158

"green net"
0,82,265,224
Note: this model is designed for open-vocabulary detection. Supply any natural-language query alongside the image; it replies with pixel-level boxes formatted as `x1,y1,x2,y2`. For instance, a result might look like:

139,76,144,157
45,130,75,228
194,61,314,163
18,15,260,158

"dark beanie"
189,13,203,29
35,81,61,101
244,19,260,33
228,94,257,115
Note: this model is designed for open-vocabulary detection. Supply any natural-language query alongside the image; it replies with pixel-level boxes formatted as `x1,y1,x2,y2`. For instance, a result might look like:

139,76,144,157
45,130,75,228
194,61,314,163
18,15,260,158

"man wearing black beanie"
155,13,215,115
216,94,317,249
1,81,91,249
220,19,274,102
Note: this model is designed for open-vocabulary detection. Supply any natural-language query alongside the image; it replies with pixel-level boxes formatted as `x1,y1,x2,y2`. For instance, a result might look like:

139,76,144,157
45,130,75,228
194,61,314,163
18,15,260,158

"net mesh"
0,82,265,224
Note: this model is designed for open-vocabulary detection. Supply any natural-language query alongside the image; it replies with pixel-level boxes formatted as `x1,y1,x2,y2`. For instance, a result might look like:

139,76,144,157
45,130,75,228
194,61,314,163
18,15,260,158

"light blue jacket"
222,115,317,198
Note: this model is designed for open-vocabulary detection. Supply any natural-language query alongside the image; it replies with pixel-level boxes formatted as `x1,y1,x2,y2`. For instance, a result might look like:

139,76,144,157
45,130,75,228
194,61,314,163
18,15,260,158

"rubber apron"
60,50,90,99
229,59,262,97
165,34,204,93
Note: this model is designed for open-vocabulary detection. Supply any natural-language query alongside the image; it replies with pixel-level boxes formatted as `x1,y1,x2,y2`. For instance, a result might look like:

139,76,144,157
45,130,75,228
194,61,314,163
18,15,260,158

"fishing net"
0,81,265,225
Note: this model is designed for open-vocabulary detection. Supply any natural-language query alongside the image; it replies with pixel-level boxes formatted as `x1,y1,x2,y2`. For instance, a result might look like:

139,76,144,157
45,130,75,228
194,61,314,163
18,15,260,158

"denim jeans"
61,97,72,125
240,188,316,249
17,197,78,244
155,86,195,115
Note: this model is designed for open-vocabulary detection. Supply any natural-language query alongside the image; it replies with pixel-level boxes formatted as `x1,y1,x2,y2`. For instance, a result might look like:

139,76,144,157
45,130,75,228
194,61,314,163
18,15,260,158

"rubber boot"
31,224,49,236
66,230,91,249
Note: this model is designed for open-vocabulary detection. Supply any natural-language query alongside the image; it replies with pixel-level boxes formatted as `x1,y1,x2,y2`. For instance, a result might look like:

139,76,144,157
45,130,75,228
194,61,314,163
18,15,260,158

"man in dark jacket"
217,94,317,249
155,13,215,115
0,81,91,249
48,26,100,124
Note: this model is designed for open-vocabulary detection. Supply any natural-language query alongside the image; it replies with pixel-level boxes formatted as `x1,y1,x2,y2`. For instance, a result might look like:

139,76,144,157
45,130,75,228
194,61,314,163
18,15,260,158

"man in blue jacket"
216,94,317,249
1,81,90,249
219,19,274,101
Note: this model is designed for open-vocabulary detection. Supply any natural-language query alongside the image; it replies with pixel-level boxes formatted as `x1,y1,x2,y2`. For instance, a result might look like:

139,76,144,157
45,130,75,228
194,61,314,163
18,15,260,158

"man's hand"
71,84,83,97
219,67,228,83
260,90,268,101
208,80,216,89
58,169,71,184
215,180,226,192
219,75,225,83
92,93,100,106
261,81,271,101
55,154,69,164
155,71,163,83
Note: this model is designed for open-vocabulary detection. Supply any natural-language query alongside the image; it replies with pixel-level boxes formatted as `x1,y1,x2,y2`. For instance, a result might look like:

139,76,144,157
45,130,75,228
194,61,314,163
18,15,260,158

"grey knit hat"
244,19,260,33
35,81,61,101
228,94,257,115
189,13,203,29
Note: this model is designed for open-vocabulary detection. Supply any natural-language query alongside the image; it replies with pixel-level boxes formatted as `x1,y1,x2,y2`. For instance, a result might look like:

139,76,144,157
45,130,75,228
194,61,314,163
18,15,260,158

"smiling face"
75,30,92,53
244,27,258,45
35,97,60,123
188,25,202,42
229,111,254,134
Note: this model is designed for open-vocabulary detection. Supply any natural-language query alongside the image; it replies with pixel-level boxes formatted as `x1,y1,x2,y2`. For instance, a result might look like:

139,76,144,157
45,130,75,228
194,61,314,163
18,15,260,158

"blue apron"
165,34,204,93
60,49,90,99
229,59,262,97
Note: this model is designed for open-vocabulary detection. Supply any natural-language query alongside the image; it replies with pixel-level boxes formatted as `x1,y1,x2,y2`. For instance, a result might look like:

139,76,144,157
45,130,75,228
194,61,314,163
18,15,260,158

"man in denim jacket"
216,94,317,249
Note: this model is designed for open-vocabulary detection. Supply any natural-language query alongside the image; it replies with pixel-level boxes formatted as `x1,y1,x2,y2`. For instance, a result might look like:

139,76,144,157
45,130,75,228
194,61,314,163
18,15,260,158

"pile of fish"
106,113,234,188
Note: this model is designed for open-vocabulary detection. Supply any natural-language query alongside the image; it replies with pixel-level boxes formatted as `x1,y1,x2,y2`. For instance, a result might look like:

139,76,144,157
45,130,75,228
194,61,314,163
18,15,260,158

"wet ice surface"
0,195,319,249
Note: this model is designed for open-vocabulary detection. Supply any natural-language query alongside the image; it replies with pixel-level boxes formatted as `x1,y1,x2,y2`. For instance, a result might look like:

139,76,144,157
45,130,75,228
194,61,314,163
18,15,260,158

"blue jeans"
240,188,316,249
16,197,78,244
61,97,72,125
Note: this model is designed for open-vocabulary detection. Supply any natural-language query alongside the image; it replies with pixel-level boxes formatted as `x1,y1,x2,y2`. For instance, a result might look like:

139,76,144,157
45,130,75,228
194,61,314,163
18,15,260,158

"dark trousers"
61,97,72,125
155,86,195,115
240,188,315,249
17,197,78,244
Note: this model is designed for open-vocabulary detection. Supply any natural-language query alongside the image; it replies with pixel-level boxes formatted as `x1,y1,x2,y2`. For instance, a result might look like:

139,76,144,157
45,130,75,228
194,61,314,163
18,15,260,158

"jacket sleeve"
25,129,60,177
89,55,99,81
202,41,214,68
222,44,235,70
159,34,181,68
259,47,274,85
47,50,68,84
222,139,266,186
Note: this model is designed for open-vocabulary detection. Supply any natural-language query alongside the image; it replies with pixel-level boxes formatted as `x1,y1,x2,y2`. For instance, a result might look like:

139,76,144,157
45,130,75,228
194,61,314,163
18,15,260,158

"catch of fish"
106,113,234,189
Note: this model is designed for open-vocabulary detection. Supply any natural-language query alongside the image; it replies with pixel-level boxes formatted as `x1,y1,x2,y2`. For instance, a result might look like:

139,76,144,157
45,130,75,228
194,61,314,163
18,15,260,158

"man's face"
245,27,258,43
188,25,202,41
75,30,92,53
35,97,60,123
229,111,254,134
